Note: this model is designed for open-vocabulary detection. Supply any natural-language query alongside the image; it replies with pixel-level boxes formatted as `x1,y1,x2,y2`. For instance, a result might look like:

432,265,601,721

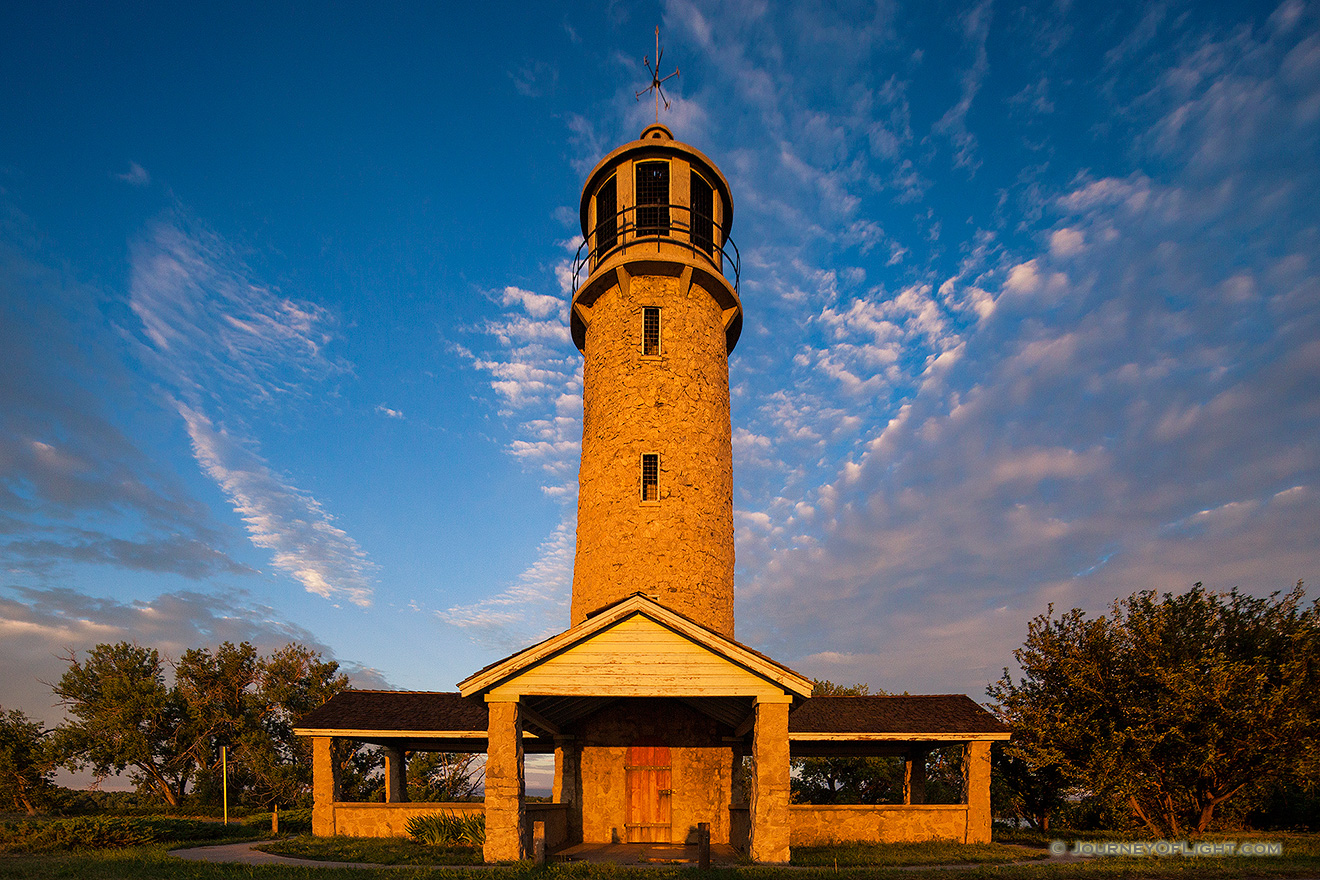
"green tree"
0,707,55,813
793,681,905,805
407,751,482,802
250,643,350,808
175,641,262,805
176,641,350,809
990,583,1320,836
989,741,1068,832
51,643,193,806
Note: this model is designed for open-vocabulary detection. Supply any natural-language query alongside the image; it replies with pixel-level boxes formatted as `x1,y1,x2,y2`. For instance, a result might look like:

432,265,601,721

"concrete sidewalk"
172,840,426,869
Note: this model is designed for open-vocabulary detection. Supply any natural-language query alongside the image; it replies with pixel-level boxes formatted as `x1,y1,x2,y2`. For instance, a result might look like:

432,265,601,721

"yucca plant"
405,811,485,846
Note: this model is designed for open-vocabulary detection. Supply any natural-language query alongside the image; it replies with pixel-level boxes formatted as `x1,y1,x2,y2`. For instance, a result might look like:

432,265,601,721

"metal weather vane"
636,26,679,123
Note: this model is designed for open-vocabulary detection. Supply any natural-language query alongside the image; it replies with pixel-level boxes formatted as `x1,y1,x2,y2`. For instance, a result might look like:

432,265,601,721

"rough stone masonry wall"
571,272,735,637
333,802,483,838
573,699,734,845
789,805,969,845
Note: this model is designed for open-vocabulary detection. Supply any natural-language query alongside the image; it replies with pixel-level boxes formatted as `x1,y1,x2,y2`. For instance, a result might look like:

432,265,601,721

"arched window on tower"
636,161,669,237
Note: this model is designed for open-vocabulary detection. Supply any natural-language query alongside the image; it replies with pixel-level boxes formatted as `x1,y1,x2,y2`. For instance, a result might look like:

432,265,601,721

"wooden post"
698,822,711,869
271,804,279,835
221,746,228,826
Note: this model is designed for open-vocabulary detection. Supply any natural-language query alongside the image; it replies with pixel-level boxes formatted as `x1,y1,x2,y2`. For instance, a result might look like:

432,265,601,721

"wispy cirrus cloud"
178,406,374,606
0,223,244,583
437,515,575,651
127,214,375,606
115,161,151,186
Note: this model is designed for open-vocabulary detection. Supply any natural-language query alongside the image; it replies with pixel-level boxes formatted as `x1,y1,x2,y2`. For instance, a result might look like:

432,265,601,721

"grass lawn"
257,834,482,865
0,832,1317,879
791,840,1045,867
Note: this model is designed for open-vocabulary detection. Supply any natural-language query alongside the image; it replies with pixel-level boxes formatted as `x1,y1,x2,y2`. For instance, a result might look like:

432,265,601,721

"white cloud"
179,405,375,606
0,227,244,582
115,161,151,186
731,1,1320,698
125,215,374,605
1049,227,1085,258
0,584,382,728
438,514,575,650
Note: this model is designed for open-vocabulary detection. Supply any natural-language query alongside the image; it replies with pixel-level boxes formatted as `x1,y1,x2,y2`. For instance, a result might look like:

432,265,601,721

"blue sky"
3,0,1318,755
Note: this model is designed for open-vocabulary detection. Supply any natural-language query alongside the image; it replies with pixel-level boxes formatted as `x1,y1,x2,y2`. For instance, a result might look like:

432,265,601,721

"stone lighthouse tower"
569,123,742,638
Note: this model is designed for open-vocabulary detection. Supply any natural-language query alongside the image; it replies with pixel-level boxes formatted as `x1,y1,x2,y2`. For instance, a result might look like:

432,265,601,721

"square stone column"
484,699,526,862
729,740,750,852
311,736,340,836
964,741,992,843
382,746,407,803
749,697,791,863
553,736,582,844
903,747,927,805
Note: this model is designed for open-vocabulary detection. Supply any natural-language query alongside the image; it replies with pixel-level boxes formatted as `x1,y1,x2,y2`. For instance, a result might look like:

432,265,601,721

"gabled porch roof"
457,592,814,702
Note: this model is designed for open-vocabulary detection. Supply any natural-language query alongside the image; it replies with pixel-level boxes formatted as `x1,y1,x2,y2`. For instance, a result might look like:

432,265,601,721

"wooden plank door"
625,744,671,842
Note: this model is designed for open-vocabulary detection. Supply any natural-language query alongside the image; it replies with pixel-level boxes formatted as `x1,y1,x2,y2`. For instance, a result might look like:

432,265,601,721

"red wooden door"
625,744,671,842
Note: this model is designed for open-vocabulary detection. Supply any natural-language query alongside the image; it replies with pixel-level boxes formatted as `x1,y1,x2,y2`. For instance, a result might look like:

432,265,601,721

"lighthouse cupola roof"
570,126,742,352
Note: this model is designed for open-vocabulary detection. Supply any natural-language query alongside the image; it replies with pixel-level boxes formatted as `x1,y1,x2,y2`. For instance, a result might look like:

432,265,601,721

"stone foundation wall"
331,802,483,838
789,805,970,845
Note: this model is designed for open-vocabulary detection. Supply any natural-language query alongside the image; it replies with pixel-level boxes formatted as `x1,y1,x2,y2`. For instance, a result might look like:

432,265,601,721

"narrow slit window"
595,176,617,256
641,453,659,502
642,307,660,356
691,174,714,255
636,161,669,236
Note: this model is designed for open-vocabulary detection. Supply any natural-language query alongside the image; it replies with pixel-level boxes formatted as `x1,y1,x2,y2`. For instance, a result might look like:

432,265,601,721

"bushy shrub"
0,815,241,853
405,811,485,846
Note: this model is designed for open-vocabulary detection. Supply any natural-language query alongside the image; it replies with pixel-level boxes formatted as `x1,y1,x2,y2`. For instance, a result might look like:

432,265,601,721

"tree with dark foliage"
990,583,1319,836
50,640,352,808
0,707,55,813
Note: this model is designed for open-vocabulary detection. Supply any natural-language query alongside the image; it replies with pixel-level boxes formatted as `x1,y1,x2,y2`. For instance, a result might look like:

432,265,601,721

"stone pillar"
484,699,526,862
964,741,992,843
553,736,582,844
749,698,791,863
729,741,747,808
903,747,927,805
311,736,340,836
382,746,407,803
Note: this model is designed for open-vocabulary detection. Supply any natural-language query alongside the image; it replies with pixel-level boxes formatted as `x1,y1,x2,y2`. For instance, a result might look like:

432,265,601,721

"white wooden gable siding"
488,615,788,699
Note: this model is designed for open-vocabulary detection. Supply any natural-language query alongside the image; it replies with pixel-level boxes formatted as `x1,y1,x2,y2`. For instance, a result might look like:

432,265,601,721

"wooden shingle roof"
790,695,1009,737
295,690,486,734
294,690,1009,741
